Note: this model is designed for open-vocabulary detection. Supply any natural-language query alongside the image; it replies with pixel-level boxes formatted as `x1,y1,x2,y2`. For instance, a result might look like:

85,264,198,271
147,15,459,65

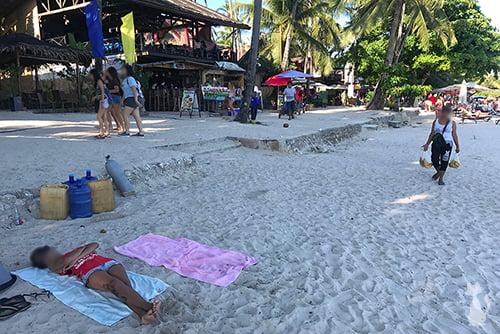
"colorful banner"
84,0,105,58
121,12,136,64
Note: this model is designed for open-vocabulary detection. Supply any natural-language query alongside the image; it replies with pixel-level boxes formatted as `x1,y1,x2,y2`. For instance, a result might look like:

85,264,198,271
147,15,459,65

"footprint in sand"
465,282,491,327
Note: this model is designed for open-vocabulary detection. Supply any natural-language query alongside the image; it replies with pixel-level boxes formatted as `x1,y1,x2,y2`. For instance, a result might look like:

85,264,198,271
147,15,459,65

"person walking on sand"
30,243,161,325
422,106,460,185
227,82,236,116
283,82,296,120
105,67,124,132
89,69,110,139
341,90,347,106
435,96,444,118
120,65,145,137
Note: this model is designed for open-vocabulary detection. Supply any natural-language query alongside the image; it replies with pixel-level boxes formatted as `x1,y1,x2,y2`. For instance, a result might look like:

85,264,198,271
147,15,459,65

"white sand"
0,110,499,333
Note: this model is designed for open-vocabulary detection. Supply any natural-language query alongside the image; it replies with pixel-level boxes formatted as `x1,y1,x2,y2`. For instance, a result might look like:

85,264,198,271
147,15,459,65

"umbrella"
264,70,314,86
459,80,467,104
439,82,491,92
465,82,490,92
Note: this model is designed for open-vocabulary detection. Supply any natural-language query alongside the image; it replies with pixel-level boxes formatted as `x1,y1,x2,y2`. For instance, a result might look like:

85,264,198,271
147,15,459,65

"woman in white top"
422,106,460,185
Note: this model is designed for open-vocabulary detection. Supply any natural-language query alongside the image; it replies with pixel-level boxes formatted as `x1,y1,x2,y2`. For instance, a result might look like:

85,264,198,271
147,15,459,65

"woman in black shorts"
120,65,144,137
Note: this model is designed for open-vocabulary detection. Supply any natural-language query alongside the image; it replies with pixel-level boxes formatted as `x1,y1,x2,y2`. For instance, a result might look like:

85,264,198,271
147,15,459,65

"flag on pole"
121,12,136,64
84,0,105,58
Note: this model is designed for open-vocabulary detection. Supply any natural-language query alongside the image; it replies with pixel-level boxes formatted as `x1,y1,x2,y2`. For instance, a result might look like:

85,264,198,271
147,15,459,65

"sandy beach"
0,109,499,333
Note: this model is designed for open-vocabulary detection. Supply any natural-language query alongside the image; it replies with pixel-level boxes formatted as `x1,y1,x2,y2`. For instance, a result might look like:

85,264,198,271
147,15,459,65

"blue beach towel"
12,267,168,326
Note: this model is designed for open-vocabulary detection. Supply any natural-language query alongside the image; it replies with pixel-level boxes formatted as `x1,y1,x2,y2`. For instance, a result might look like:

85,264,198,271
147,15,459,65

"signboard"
180,89,200,118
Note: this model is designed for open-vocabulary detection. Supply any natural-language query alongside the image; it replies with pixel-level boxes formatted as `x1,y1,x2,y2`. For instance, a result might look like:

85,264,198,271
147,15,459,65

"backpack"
432,120,451,153
126,77,144,99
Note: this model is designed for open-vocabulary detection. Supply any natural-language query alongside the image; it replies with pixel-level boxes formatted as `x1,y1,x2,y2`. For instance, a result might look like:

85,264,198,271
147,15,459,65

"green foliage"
481,76,500,89
3,65,22,96
386,84,432,99
365,90,374,102
344,0,499,93
241,0,346,75
474,90,500,98
133,66,152,91
441,0,500,81
56,65,92,107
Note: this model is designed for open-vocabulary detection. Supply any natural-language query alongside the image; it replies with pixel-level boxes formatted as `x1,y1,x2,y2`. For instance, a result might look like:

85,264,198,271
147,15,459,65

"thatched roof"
129,0,250,29
0,34,92,67
0,0,22,17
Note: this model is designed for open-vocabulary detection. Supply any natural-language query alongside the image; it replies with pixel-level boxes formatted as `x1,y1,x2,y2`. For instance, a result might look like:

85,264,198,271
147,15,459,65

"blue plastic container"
62,174,76,188
81,170,98,185
69,178,93,219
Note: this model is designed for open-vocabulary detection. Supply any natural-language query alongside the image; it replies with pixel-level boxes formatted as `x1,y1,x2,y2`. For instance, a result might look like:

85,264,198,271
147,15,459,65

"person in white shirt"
422,106,460,185
283,82,296,120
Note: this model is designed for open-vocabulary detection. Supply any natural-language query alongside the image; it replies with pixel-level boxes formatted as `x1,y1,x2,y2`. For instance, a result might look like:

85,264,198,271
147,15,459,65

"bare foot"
152,299,162,317
140,309,156,325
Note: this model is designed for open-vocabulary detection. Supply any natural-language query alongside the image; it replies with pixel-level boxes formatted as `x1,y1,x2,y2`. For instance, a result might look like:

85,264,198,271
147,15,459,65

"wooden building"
1,0,249,111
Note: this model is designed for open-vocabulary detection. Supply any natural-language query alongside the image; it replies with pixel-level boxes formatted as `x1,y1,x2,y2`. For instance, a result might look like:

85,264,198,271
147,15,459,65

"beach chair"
52,90,76,112
461,112,492,124
36,92,55,111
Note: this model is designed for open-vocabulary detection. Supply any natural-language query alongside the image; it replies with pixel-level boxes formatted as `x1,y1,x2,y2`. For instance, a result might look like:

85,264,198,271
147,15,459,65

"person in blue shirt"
250,92,260,122
120,65,145,137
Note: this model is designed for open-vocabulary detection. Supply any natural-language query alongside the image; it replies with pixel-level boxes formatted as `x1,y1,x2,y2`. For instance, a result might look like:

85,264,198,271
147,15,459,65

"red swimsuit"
61,248,114,280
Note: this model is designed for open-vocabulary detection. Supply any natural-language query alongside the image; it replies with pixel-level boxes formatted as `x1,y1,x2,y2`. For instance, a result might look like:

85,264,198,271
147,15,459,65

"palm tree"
242,0,344,75
217,0,251,59
234,0,263,123
350,0,456,109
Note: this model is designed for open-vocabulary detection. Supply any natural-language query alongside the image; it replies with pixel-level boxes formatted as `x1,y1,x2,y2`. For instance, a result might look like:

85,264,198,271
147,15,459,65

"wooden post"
76,61,81,108
34,65,39,91
95,0,103,71
15,49,22,96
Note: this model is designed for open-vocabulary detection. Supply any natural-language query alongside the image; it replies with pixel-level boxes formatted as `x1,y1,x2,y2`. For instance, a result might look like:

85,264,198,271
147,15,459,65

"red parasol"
264,70,314,86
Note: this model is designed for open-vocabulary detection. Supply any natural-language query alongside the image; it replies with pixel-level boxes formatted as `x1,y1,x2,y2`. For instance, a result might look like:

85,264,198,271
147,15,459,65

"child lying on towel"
30,243,161,325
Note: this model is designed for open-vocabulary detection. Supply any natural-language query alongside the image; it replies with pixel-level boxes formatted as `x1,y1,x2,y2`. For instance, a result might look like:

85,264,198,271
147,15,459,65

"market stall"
201,86,241,114
264,70,314,112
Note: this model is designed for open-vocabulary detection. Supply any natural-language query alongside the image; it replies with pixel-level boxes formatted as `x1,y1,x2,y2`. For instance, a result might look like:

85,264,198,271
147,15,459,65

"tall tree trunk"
280,0,298,71
305,17,313,73
234,0,262,123
306,43,312,73
393,17,414,65
366,0,405,110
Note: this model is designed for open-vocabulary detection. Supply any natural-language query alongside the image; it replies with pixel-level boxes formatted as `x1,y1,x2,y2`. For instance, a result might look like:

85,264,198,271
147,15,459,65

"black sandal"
0,301,31,320
0,295,25,306
0,305,20,320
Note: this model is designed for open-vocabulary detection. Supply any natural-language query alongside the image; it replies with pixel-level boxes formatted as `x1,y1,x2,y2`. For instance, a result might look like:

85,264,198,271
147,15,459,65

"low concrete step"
363,124,379,130
388,120,402,128
157,138,242,155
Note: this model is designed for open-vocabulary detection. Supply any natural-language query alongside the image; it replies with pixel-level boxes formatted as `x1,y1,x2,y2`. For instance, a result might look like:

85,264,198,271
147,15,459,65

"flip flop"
0,302,31,321
438,180,445,186
0,295,25,306
134,133,145,137
0,305,19,320
432,173,439,180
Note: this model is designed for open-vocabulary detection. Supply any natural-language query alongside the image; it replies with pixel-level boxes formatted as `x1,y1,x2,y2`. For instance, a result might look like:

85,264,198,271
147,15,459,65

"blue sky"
205,0,499,29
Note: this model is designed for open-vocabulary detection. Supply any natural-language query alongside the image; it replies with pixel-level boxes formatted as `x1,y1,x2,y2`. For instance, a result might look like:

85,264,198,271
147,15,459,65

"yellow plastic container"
40,184,69,220
88,179,115,213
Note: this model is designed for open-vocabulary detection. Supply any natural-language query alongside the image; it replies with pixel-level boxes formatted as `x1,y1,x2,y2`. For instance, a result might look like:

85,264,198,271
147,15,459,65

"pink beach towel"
114,234,258,287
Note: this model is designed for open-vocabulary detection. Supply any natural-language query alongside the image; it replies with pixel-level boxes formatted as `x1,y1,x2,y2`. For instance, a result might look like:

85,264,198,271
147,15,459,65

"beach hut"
0,33,92,110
